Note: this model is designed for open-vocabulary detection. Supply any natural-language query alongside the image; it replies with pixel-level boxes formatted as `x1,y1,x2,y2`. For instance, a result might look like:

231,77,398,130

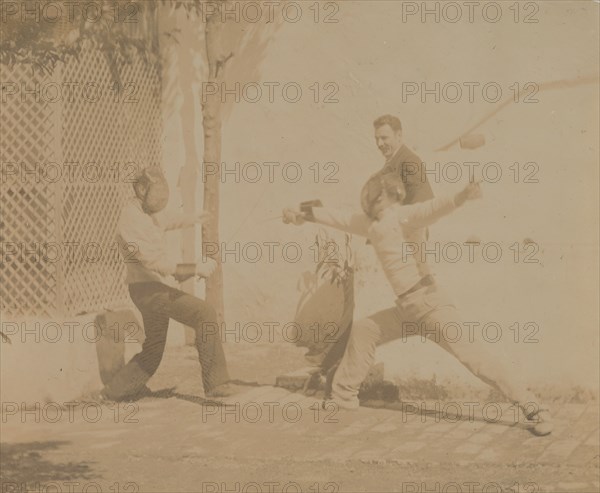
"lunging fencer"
319,114,434,370
283,174,552,436
101,166,240,401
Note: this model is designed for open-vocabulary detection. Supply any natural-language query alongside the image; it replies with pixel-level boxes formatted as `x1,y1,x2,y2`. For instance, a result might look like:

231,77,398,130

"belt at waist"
398,274,435,299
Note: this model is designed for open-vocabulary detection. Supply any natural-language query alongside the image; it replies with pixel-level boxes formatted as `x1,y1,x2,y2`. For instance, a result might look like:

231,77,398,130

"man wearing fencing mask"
101,166,238,400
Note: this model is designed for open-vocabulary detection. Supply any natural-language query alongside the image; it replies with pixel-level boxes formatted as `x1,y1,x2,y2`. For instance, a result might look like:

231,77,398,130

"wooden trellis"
1,39,162,318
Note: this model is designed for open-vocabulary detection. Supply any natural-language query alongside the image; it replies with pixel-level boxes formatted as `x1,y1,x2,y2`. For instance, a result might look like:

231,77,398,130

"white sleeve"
157,210,196,231
118,204,178,276
311,207,371,237
398,196,458,229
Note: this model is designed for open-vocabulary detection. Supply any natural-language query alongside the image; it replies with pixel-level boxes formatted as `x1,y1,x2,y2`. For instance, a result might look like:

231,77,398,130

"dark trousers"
103,282,229,399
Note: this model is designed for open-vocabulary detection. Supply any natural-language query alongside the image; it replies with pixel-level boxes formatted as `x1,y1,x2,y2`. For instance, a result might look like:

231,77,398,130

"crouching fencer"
283,175,552,436
101,166,240,401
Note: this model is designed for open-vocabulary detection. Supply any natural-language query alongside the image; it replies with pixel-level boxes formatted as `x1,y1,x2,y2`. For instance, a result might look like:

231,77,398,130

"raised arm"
399,181,482,229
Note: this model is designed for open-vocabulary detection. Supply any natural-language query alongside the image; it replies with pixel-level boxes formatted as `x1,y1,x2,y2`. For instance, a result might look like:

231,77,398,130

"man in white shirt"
283,175,552,436
102,166,237,400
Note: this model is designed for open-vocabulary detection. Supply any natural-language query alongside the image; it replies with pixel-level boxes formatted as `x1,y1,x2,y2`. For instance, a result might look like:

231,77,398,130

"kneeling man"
103,166,238,400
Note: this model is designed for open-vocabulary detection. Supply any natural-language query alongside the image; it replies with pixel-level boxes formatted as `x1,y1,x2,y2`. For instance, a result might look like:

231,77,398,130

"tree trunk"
201,97,224,323
178,44,200,343
201,12,227,324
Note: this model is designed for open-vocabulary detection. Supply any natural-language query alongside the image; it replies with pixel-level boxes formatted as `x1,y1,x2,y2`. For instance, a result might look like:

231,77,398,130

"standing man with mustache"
315,115,435,386
361,114,433,214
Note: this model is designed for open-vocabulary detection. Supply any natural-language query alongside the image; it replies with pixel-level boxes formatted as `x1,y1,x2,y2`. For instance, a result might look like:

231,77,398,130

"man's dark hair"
380,173,406,203
373,114,402,133
365,173,406,218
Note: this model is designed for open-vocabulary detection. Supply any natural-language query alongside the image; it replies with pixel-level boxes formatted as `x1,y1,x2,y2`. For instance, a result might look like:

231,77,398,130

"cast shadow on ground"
360,399,534,432
136,380,262,407
303,374,532,432
0,441,95,486
124,383,532,432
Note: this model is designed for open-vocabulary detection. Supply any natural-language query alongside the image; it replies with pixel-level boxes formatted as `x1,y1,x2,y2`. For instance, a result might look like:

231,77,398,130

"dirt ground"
2,344,598,493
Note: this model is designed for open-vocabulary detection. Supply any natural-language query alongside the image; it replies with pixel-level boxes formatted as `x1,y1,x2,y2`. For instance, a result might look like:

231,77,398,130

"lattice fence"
0,65,60,317
1,36,162,318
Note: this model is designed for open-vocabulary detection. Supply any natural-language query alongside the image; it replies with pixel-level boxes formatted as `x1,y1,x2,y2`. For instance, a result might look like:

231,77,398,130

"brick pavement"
1,342,598,493
1,383,598,493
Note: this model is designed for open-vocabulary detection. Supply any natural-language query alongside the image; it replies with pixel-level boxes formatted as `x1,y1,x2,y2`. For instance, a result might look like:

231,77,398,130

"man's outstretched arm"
283,204,370,237
400,181,482,229
159,210,212,231
118,203,217,281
